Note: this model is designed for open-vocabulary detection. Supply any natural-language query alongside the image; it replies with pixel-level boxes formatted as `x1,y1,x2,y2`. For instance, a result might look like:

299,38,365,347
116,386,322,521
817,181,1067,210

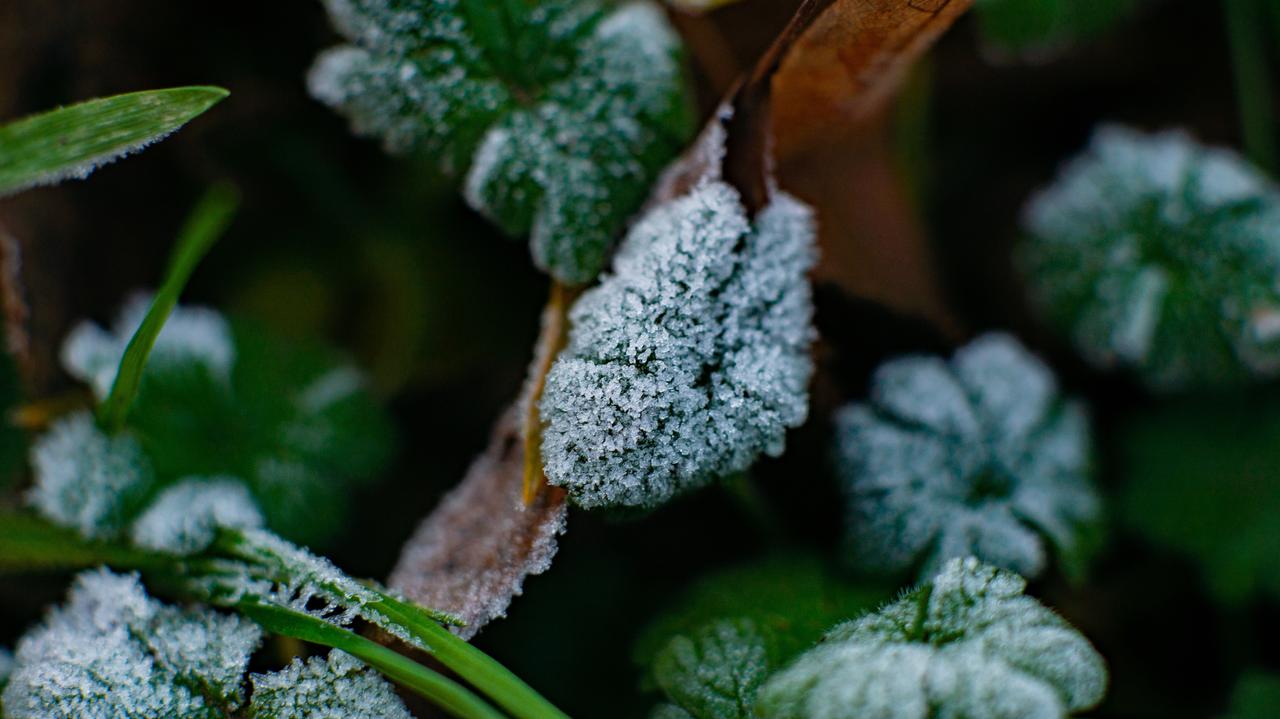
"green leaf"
0,87,228,197
98,183,239,432
1223,671,1280,719
634,555,889,719
1120,390,1280,604
974,0,1140,60
308,0,694,284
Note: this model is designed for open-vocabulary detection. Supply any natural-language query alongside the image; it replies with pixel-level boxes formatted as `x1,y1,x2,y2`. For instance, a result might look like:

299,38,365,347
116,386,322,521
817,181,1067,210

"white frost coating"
1021,125,1280,391
61,293,235,400
540,182,817,509
296,366,365,413
1,569,262,719
131,477,265,554
755,558,1108,719
249,650,412,719
835,333,1099,580
29,411,155,538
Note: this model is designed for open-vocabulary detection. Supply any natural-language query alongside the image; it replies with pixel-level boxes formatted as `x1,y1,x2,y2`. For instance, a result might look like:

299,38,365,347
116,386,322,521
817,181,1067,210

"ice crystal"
1021,125,1280,391
1,569,261,719
308,0,693,284
131,476,265,554
834,333,1099,580
540,181,817,509
56,297,392,546
28,411,155,538
755,557,1108,719
248,650,412,719
61,292,234,401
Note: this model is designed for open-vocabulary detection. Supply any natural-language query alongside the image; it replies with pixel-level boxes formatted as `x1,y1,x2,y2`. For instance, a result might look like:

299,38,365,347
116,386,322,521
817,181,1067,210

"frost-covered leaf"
390,407,567,639
1223,671,1280,719
1119,391,1280,604
974,0,1141,62
308,0,693,284
756,557,1108,719
130,477,265,554
1020,125,1280,392
634,556,888,719
247,650,412,719
835,333,1100,580
540,181,817,509
58,298,393,546
0,87,227,197
0,569,262,719
28,411,155,539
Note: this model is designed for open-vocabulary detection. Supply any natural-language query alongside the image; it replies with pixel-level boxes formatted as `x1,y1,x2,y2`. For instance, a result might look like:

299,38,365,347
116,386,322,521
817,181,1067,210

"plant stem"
522,280,578,505
1225,0,1277,172
373,592,571,719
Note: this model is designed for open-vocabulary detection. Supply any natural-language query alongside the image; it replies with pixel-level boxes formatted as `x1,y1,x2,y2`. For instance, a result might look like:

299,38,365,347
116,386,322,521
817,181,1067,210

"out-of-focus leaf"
389,407,567,640
633,555,890,719
0,87,228,197
1120,391,1280,604
1223,671,1280,719
974,0,1141,61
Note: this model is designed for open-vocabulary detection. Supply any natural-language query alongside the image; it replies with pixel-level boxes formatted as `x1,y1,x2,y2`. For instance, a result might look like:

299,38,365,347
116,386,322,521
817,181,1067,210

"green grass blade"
0,86,228,197
97,183,240,431
236,601,506,719
0,511,173,574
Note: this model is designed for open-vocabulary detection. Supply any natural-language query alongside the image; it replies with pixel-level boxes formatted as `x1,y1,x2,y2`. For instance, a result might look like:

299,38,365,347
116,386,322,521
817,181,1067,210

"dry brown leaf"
389,405,568,639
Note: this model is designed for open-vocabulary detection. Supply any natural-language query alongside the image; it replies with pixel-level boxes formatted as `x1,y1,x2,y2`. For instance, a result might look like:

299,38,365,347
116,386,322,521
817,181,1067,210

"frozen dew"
755,558,1108,719
1,569,261,719
540,181,817,510
131,476,265,554
29,411,155,538
248,650,412,719
1020,125,1280,391
834,333,1099,580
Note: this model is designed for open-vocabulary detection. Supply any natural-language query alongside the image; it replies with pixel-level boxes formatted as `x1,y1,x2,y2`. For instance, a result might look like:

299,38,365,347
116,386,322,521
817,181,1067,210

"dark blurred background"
0,1,1272,717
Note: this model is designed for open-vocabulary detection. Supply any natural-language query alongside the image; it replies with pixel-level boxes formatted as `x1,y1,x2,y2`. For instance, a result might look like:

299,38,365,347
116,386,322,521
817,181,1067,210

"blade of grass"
0,86,228,197
0,511,174,573
97,183,240,431
234,600,507,719
1226,0,1278,173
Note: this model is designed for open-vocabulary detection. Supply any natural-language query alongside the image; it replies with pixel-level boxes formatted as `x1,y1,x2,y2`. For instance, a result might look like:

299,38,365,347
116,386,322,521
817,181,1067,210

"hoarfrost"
29,411,155,538
834,333,1099,580
248,650,412,719
1021,125,1280,391
540,181,817,509
1,569,261,719
131,476,265,554
755,557,1108,719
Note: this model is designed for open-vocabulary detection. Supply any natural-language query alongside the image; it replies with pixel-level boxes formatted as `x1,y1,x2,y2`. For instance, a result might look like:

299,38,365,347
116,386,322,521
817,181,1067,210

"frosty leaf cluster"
1020,125,1280,392
0,569,412,719
539,181,817,509
308,0,693,284
755,557,1108,719
834,333,1100,580
31,295,392,549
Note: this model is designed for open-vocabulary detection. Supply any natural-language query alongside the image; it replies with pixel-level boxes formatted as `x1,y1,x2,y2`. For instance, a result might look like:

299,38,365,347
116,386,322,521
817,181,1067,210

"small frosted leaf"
28,411,155,538
247,650,412,719
0,569,261,719
61,292,235,401
651,618,770,719
0,87,227,197
131,476,265,554
1020,125,1280,391
540,183,817,509
755,558,1108,719
834,333,1099,580
973,0,1140,63
309,0,694,284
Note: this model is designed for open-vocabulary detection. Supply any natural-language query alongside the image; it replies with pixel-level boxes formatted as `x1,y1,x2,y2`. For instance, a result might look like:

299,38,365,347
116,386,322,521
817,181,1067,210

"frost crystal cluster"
308,0,693,284
1021,125,1280,391
540,181,817,509
36,295,392,547
835,333,1099,580
247,650,412,719
1,570,262,719
755,558,1108,719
